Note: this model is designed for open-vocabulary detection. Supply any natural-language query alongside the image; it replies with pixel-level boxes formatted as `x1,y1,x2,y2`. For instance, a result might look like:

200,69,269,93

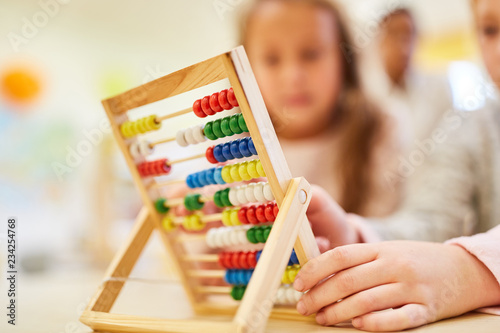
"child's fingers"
294,244,378,292
352,303,430,332
313,283,407,326
296,259,389,316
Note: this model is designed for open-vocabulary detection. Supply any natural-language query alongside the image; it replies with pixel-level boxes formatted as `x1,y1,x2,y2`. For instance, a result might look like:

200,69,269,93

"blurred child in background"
240,0,404,224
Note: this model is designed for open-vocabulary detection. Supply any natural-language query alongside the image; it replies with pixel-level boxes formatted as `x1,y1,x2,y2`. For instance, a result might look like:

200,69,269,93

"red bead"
228,88,239,107
273,203,279,218
247,251,257,268
246,206,258,225
153,161,163,175
218,252,226,268
137,164,146,176
238,207,249,224
209,92,223,113
205,146,218,164
161,159,171,174
144,162,154,176
223,252,232,269
239,252,249,269
256,205,267,223
264,203,275,222
218,89,232,110
193,99,206,118
231,251,242,269
201,96,216,116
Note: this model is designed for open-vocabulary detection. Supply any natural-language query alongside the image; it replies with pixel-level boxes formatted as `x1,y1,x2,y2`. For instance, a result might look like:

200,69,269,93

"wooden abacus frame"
80,46,320,333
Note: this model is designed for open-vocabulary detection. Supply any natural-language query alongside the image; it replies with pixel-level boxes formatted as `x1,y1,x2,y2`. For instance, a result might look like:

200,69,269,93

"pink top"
446,225,500,315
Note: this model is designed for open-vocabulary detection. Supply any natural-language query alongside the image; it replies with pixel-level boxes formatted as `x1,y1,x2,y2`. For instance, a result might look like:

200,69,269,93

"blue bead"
191,173,203,188
186,174,196,189
236,270,246,285
204,168,216,185
196,171,207,187
256,250,262,262
248,137,257,155
224,270,233,284
239,138,252,157
222,142,233,161
213,144,227,163
245,270,253,285
290,250,299,265
214,167,225,184
230,139,244,159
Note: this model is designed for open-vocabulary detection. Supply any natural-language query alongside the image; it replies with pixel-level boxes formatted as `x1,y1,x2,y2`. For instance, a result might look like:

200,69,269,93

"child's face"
476,0,500,90
245,1,343,139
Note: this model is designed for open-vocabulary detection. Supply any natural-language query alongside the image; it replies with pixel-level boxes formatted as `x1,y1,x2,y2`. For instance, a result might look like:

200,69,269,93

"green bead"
212,119,225,139
154,198,170,214
238,114,248,132
220,117,233,136
203,122,217,141
184,193,204,211
255,226,265,243
231,286,246,301
213,190,224,208
220,188,232,207
263,226,271,242
229,114,243,134
246,227,258,244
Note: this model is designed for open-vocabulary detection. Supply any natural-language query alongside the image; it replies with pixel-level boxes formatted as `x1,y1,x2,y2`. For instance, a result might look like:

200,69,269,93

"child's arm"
293,235,500,331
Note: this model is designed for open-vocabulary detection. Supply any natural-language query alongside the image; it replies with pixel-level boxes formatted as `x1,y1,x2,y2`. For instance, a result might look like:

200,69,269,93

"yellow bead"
221,166,233,183
239,162,252,181
247,160,259,178
256,160,266,177
130,120,140,136
120,122,130,137
288,266,299,283
182,216,191,230
190,214,205,231
222,209,232,226
230,164,243,182
230,209,241,225
138,117,148,133
161,216,177,232
147,114,160,131
282,267,292,284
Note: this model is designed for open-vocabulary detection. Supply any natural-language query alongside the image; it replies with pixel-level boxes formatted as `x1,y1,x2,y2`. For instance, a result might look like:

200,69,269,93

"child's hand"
293,241,500,331
307,185,360,249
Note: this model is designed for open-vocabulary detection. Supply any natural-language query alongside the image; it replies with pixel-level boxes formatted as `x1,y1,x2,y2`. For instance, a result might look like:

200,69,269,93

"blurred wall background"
0,0,481,331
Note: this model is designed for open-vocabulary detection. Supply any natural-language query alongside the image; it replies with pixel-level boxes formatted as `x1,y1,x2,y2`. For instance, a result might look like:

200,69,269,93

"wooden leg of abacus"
233,177,312,333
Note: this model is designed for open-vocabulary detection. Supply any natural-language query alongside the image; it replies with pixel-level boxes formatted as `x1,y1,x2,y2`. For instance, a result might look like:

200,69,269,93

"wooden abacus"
80,46,320,333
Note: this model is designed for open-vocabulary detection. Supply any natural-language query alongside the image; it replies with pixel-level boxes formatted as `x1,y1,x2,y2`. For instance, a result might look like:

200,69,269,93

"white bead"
263,183,274,201
285,287,296,304
129,142,141,159
238,226,248,245
213,228,223,248
253,182,266,203
206,228,216,248
229,188,240,206
192,124,206,143
236,187,248,205
221,228,232,247
139,140,154,156
276,287,286,304
229,229,240,246
245,183,257,203
176,129,189,147
184,127,198,145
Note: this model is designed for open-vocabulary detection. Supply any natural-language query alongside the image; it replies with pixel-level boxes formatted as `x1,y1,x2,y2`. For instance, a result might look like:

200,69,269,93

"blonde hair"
240,0,385,214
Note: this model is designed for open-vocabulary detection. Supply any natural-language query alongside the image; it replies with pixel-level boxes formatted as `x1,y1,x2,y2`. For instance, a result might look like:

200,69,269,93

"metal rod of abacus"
187,269,225,278
181,254,218,263
155,107,192,123
169,153,206,165
195,286,231,294
149,136,176,148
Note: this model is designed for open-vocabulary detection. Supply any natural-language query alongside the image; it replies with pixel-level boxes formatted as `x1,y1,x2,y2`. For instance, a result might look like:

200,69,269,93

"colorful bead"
230,140,244,159
221,142,233,161
238,114,248,132
210,92,223,113
183,214,205,231
246,206,258,225
213,190,224,208
238,137,252,157
205,146,218,164
161,216,177,232
192,99,206,118
220,188,232,206
137,159,171,178
214,167,225,184
154,198,170,214
228,87,239,107
213,144,226,163
175,129,188,147
218,89,232,110
238,207,248,224
203,114,249,141
246,228,258,244
203,122,217,140
184,193,204,211
229,114,243,134
221,117,233,136
231,286,246,301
